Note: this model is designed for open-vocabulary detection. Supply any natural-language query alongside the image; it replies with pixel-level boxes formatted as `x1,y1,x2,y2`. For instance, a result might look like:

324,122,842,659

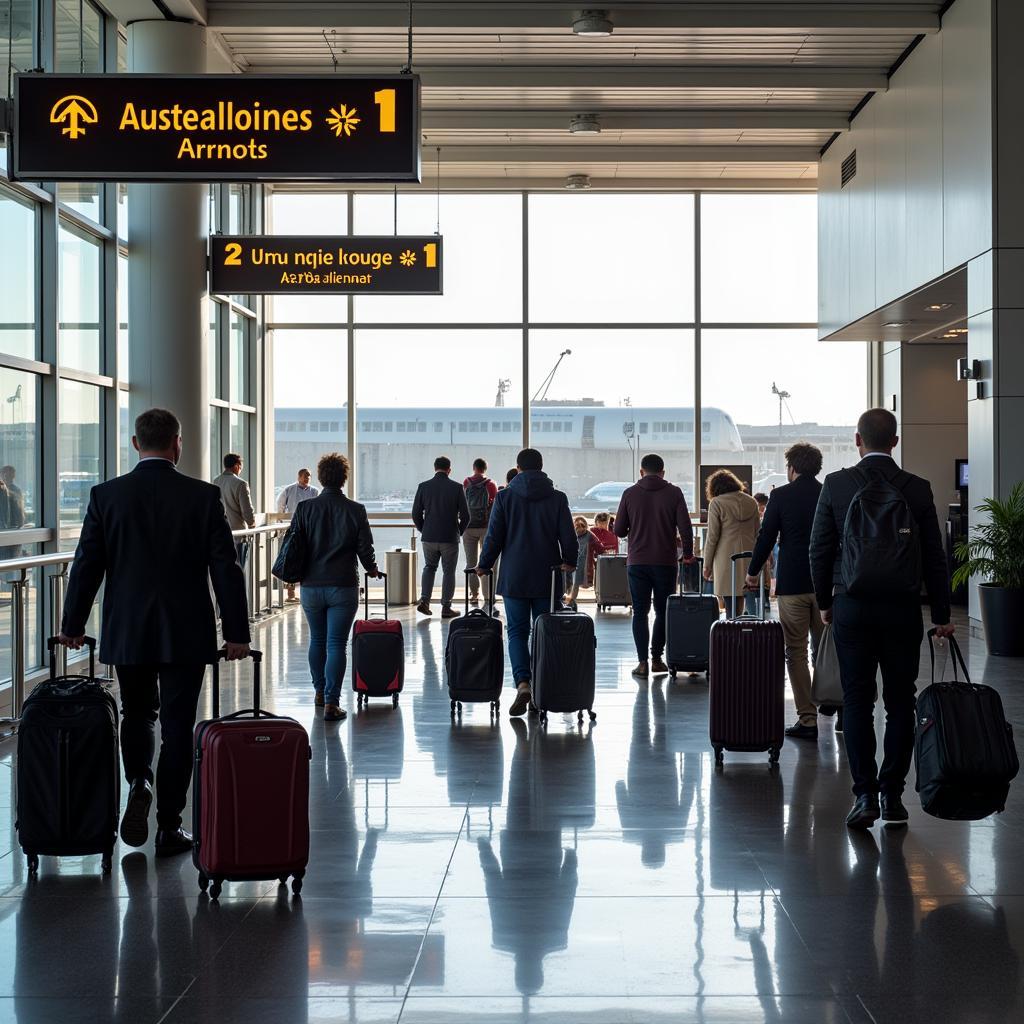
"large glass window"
58,379,102,542
230,310,250,405
0,2,35,174
59,223,103,374
117,253,129,380
230,410,250,469
0,190,37,360
0,368,40,528
55,0,102,72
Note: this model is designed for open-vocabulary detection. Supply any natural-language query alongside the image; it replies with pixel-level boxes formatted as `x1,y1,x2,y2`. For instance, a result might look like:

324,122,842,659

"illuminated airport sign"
210,235,443,295
10,73,420,182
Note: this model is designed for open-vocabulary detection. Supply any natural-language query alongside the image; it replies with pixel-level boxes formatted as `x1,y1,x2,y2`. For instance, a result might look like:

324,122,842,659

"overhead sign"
11,73,420,182
210,235,443,295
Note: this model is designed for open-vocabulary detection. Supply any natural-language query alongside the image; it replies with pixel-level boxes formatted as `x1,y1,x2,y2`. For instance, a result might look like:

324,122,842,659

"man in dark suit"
746,442,825,741
59,408,250,856
413,455,470,619
809,408,953,829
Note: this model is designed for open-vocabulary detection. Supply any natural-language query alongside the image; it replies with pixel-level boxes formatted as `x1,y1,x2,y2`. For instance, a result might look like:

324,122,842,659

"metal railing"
231,522,294,620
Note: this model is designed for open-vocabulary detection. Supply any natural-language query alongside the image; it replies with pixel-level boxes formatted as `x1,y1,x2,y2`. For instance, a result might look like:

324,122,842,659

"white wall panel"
848,103,876,320
874,73,907,306
817,145,849,339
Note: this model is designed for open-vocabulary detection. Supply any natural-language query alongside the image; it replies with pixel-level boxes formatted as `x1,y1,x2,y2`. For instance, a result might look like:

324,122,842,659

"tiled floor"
1,602,1023,1023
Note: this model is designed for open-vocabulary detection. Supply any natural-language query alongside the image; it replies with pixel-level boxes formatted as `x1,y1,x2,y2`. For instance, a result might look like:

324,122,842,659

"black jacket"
748,474,822,596
61,460,250,665
291,487,377,588
412,472,470,544
808,454,950,624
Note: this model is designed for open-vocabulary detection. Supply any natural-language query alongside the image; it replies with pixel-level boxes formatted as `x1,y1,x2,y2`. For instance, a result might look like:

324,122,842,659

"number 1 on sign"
374,89,396,133
423,242,437,268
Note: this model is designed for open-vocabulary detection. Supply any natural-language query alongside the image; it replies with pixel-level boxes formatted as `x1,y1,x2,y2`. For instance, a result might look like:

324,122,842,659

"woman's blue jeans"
300,585,360,705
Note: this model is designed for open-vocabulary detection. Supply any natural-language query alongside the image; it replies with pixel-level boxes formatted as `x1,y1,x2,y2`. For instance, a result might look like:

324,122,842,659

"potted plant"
953,481,1024,656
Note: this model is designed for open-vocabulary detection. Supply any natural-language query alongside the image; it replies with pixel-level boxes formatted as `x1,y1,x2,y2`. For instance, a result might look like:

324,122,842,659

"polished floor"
1,601,1022,1023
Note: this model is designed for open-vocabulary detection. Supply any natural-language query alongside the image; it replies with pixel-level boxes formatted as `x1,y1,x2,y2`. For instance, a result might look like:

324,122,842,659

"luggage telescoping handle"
464,566,495,616
210,648,264,719
364,571,388,620
730,551,766,620
47,634,96,680
550,564,572,614
678,555,709,596
927,627,970,685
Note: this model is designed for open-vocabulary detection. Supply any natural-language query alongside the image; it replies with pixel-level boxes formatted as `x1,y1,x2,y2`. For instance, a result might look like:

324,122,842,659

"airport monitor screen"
956,459,969,489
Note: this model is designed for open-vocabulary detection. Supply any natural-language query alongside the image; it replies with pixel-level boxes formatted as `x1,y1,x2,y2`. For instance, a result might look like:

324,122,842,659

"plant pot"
979,584,1024,656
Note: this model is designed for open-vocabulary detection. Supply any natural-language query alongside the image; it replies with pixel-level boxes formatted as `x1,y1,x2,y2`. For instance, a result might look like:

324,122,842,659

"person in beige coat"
701,469,765,617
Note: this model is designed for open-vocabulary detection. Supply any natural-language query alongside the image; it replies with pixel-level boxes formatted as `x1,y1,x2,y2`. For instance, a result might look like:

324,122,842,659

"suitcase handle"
729,551,765,621
678,556,709,596
210,648,263,719
549,564,574,614
47,634,95,680
364,571,388,620
927,628,970,685
464,566,495,616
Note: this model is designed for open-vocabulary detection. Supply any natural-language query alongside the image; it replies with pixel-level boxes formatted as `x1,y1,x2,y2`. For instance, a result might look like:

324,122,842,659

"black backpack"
840,465,921,597
466,478,491,528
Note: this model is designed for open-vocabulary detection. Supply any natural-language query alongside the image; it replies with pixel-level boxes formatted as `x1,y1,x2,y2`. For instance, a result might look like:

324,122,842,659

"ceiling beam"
420,109,850,131
411,144,822,163
238,64,888,91
207,2,940,35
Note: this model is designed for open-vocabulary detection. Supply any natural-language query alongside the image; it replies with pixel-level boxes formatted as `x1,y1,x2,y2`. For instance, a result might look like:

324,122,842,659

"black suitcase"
665,555,719,678
915,630,1019,820
531,568,597,725
445,569,504,718
16,637,120,875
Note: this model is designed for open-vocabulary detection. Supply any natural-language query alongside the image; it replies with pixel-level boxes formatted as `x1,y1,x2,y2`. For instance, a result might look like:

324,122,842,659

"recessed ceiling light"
572,9,613,36
565,173,592,190
570,113,601,135
884,321,910,328
947,327,968,334
925,303,953,311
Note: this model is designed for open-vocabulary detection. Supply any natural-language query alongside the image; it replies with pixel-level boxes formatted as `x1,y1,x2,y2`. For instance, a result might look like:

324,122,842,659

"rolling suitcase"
708,552,785,767
352,571,404,708
193,650,310,900
665,555,720,678
16,636,119,875
915,630,1019,820
595,553,631,611
445,568,504,718
532,567,597,725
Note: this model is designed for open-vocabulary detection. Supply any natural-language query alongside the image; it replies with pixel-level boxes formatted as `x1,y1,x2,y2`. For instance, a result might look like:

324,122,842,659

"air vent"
841,150,857,188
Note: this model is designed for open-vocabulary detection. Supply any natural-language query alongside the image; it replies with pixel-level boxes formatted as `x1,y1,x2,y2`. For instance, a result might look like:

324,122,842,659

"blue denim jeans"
503,595,551,685
300,585,360,705
627,564,678,661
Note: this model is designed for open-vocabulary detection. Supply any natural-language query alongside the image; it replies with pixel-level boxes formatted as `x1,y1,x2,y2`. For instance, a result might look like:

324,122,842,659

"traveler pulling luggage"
915,629,1019,820
17,636,119,875
665,555,719,678
445,568,504,718
595,553,631,611
708,552,786,767
531,567,597,725
351,571,405,708
193,650,310,899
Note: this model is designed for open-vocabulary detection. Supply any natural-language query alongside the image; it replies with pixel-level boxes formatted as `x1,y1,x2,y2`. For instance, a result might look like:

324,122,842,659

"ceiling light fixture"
570,113,601,135
565,173,592,191
925,302,953,311
572,9,613,36
947,327,968,334
883,321,910,328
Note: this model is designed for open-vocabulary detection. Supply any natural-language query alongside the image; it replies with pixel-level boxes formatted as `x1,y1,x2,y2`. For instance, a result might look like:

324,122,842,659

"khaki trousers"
777,593,824,726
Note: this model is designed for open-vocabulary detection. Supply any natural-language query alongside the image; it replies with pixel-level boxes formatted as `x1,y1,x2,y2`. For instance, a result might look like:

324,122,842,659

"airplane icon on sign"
49,95,99,140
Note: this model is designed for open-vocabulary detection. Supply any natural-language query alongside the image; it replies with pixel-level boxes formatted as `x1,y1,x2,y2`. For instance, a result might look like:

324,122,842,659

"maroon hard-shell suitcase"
193,651,310,900
352,571,404,708
708,552,785,767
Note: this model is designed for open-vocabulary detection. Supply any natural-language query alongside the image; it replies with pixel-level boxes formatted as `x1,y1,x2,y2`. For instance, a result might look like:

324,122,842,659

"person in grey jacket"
214,453,256,568
413,455,470,618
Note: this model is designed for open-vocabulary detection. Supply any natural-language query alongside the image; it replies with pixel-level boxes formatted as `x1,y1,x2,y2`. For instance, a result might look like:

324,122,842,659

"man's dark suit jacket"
61,459,251,665
748,474,822,596
412,471,470,544
808,454,950,624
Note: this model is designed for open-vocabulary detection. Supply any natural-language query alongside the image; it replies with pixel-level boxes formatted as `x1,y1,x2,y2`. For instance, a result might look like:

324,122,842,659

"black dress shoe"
881,792,909,825
154,826,193,857
835,708,845,733
784,722,819,740
119,779,153,848
845,794,881,830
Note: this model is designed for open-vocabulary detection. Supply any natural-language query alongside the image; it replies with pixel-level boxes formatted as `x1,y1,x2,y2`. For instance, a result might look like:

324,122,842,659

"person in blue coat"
476,448,577,717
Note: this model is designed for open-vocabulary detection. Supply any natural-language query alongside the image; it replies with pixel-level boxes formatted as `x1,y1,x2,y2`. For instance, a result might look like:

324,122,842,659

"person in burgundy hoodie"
614,453,695,679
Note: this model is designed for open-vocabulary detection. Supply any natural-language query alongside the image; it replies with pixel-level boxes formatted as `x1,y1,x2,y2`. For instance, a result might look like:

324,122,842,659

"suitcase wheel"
588,709,597,723
26,854,38,876
490,700,499,716
209,879,223,900
392,693,399,709
292,873,304,896
198,872,209,893
669,669,677,680
101,850,113,875
279,875,289,886
714,746,724,768
769,747,781,766
450,700,457,718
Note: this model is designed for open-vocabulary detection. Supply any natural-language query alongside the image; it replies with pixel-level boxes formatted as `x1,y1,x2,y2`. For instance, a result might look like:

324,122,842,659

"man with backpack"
463,458,498,604
809,408,954,830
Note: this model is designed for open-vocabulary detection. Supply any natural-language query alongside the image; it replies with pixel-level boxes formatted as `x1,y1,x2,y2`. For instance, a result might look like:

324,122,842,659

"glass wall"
269,190,865,514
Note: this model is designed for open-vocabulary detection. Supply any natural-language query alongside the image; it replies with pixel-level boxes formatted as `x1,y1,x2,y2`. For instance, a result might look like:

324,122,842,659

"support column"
127,21,209,479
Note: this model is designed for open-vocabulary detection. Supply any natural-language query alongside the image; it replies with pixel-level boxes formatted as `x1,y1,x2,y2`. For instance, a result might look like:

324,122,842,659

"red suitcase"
708,552,785,767
352,571,405,708
193,650,310,900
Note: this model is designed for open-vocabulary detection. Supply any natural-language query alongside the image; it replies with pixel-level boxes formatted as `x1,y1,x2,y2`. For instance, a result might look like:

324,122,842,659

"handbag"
810,623,843,707
272,522,307,583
